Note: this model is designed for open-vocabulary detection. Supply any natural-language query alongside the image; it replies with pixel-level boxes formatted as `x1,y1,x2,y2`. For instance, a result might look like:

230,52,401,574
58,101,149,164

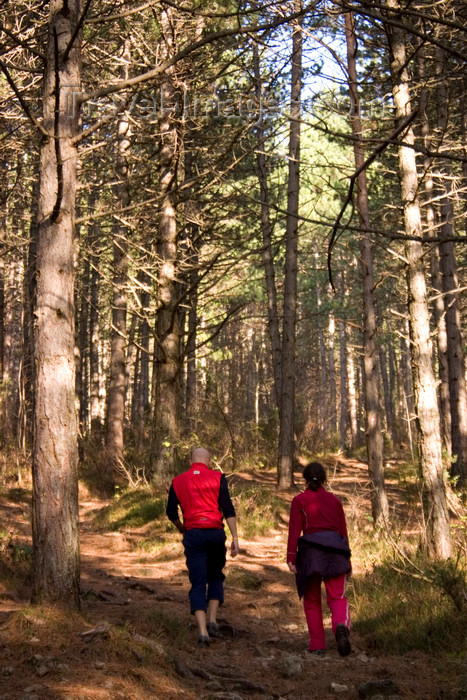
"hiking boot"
197,635,210,647
335,624,351,657
207,622,222,638
309,649,326,656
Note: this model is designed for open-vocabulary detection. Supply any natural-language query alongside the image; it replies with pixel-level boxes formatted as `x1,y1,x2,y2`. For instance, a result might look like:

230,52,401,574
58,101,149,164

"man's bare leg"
194,610,208,639
207,599,219,625
207,599,222,637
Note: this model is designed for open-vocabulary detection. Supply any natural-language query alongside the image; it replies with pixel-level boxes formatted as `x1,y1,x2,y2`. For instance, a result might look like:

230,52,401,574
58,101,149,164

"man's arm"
219,475,239,556
226,516,239,557
166,484,185,534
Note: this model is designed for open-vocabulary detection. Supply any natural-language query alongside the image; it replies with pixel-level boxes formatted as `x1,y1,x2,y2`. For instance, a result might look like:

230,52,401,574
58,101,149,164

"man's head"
191,447,211,466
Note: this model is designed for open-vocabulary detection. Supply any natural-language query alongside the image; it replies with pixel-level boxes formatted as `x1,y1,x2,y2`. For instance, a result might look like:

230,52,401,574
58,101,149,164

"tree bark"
315,265,328,436
338,313,349,452
253,40,282,416
182,136,199,432
88,203,102,439
105,41,131,480
89,226,101,438
32,0,82,606
347,342,358,449
435,47,467,485
77,243,89,438
344,10,389,527
278,0,302,488
151,7,182,478
135,270,150,451
418,69,452,458
386,0,451,558
399,325,414,452
328,313,337,437
22,165,39,451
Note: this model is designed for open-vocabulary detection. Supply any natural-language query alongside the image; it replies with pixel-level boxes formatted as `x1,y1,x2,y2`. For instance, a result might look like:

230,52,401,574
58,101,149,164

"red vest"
172,463,223,530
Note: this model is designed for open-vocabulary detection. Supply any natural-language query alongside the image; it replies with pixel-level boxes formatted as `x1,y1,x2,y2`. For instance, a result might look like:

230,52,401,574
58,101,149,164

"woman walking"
287,462,352,656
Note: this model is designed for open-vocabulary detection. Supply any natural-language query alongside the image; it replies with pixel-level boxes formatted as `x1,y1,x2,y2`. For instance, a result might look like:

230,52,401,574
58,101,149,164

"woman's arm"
286,496,302,571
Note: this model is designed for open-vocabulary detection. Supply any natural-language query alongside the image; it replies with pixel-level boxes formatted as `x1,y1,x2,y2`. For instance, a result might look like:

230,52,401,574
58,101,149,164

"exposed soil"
0,458,460,699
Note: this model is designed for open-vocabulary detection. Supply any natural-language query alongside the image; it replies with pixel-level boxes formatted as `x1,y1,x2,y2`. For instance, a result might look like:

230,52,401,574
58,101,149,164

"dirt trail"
0,460,456,699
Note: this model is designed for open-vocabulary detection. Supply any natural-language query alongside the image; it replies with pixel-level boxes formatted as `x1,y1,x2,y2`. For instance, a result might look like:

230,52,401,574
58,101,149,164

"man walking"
166,447,239,646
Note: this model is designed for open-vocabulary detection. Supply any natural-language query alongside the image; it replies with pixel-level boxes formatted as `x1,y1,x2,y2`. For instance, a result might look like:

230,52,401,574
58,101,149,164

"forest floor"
0,456,463,700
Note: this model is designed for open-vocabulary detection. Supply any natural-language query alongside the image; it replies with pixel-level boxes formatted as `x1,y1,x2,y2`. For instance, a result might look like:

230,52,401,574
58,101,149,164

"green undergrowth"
144,608,190,646
1,605,183,672
90,487,165,532
230,481,285,538
350,552,467,656
89,478,287,543
0,525,32,590
228,565,263,590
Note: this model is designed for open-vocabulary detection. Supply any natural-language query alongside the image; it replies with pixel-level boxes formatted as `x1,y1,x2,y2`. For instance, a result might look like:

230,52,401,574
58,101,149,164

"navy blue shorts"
182,528,226,613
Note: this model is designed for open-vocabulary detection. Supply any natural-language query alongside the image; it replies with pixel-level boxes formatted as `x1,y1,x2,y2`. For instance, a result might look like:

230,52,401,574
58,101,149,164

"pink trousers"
303,573,350,651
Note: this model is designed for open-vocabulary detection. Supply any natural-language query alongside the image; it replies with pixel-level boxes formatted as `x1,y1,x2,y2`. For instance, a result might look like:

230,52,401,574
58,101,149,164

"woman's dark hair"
302,462,326,491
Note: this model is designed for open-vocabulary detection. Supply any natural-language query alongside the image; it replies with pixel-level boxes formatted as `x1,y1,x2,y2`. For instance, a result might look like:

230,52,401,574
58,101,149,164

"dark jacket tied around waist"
295,531,351,599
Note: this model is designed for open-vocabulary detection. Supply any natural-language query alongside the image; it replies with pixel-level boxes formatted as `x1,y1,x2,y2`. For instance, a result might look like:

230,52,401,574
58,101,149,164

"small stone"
280,654,304,678
30,654,44,664
331,682,349,694
357,653,369,662
29,637,40,643
94,661,105,669
358,679,400,699
254,645,265,656
203,694,243,700
36,665,49,677
22,687,44,693
104,680,113,689
1,667,13,677
205,681,224,691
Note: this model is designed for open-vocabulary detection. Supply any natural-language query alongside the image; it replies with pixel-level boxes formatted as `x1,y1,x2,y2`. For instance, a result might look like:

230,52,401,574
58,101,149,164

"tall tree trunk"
32,0,81,605
435,47,467,485
315,264,328,436
418,69,452,457
182,136,199,433
77,248,89,438
387,323,398,444
386,0,451,558
378,313,394,442
134,270,150,451
22,166,39,451
399,326,414,453
461,75,467,237
89,226,101,438
185,264,198,430
253,41,282,415
105,229,128,477
278,0,302,488
347,342,358,449
345,11,389,527
105,42,131,480
338,311,349,452
328,313,337,437
151,7,182,478
0,207,5,389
